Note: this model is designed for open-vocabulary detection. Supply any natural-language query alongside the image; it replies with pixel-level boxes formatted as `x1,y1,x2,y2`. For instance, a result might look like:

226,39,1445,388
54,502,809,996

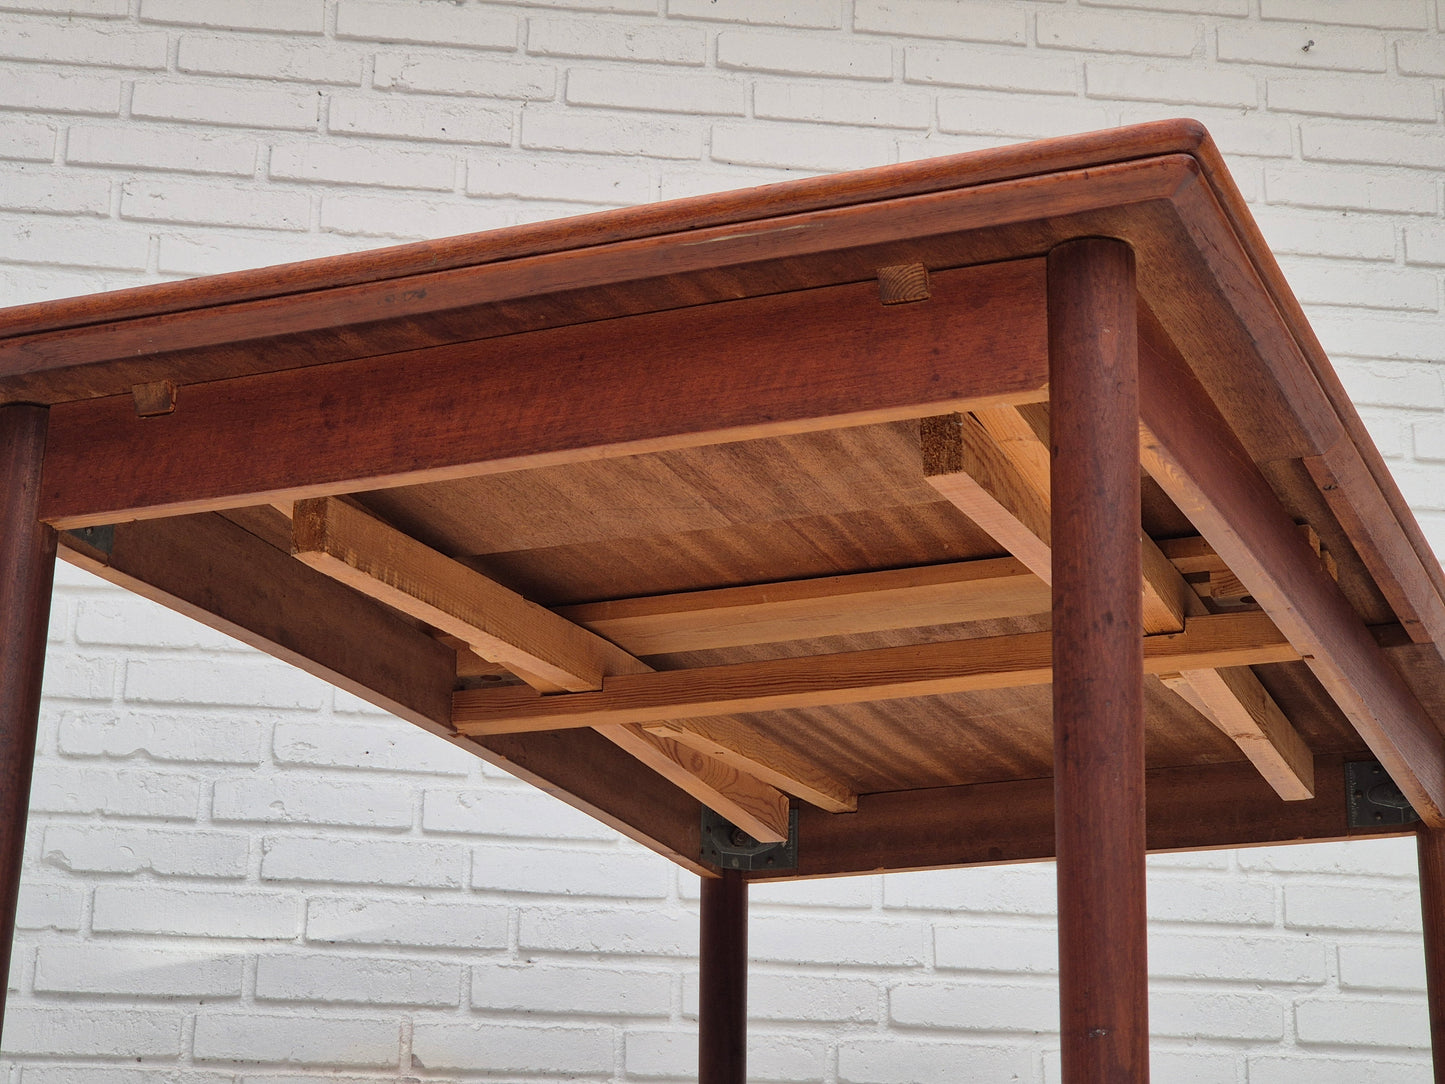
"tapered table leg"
1419,825,1445,1082
1048,238,1149,1083
699,869,747,1084
0,404,57,1036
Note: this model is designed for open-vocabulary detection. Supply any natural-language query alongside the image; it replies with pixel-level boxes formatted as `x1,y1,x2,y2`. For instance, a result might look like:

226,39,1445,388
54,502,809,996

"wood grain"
698,870,748,1084
452,611,1299,735
1416,826,1445,1084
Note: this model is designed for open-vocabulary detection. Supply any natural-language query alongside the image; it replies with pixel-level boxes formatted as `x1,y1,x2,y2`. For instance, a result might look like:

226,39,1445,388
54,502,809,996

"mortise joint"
878,263,930,305
132,380,177,418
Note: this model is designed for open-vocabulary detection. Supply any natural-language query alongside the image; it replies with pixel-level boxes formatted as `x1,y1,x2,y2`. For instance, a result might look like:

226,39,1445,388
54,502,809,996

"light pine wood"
292,497,792,842
452,612,1299,735
559,556,1049,655
1173,667,1314,800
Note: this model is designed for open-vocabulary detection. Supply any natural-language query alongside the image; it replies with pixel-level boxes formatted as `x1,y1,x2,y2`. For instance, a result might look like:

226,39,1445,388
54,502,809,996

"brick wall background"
1,0,1442,1080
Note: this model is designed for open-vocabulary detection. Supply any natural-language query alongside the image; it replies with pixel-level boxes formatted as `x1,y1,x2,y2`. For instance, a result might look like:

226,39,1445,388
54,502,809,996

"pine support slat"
292,497,792,843
0,405,57,1037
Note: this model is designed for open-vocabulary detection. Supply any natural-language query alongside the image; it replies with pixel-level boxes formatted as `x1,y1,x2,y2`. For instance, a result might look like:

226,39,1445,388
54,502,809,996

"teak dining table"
1,119,1443,1081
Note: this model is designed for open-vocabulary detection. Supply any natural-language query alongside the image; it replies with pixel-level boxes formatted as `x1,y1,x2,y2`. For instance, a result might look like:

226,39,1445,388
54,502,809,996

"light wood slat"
559,556,1048,656
927,406,1313,800
642,719,858,814
292,497,794,842
452,612,1300,736
1138,321,1445,827
922,412,1052,581
1160,669,1315,801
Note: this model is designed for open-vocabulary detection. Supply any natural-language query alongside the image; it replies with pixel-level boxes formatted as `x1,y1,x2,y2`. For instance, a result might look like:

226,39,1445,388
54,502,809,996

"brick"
132,80,320,131
1357,408,1407,458
410,1021,612,1073
1151,990,1286,1040
93,884,301,939
623,1029,695,1079
935,922,1058,973
330,95,510,145
337,0,516,48
1150,932,1327,983
1131,1050,1239,1083
0,18,167,68
273,719,472,774
1083,0,1245,9
1255,207,1397,261
1339,940,1427,991
1123,103,1293,157
883,864,1057,914
1295,995,1430,1047
1147,874,1277,925
938,90,1110,139
193,1012,400,1066
422,785,621,839
685,970,877,1022
712,120,895,172
0,263,145,305
124,656,328,707
890,980,1055,1031
508,0,656,8
520,906,695,956
140,0,324,33
213,776,415,828
0,118,55,160
0,68,121,114
906,45,1077,94
256,952,462,1007
37,649,120,694
43,823,249,878
178,34,364,84
754,80,928,128
1086,58,1257,105
472,842,670,897
745,876,876,909
307,895,508,949
269,141,455,190
1275,255,1438,311
837,1039,1032,1083
0,0,126,13
527,17,705,64
35,944,245,997
1268,74,1435,121
1305,118,1445,169
668,0,840,25
372,52,556,98
322,192,513,240
15,882,83,930
522,109,702,158
1391,460,1445,510
752,916,926,967
1038,9,1201,56
1286,882,1424,931
1414,420,1445,461
1398,37,1445,76
0,167,109,214
1263,0,1428,27
57,708,265,764
1,1007,183,1056
29,765,201,819
568,66,745,115
1218,22,1386,71
20,1070,236,1084
1248,1054,1433,1084
853,0,1025,44
472,961,671,1016
76,594,250,646
466,151,652,204
718,30,892,80
261,834,466,888
1237,836,1418,876
1265,164,1437,214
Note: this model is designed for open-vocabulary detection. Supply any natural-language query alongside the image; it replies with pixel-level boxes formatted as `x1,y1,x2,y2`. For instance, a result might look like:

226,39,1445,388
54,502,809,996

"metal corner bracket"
1346,759,1420,828
701,807,798,872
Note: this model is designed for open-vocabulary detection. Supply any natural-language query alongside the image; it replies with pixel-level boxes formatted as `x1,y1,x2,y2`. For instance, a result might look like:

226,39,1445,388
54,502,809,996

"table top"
5,118,1440,878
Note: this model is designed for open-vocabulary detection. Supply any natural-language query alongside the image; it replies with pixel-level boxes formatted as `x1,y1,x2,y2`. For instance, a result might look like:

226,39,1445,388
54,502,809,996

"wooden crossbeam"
922,407,1316,801
452,611,1300,736
292,497,800,842
1137,322,1445,826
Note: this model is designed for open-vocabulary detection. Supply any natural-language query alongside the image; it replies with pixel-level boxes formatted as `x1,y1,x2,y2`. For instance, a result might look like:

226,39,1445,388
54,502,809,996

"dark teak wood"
0,404,56,1033
1049,238,1149,1082
1419,826,1445,1083
699,870,748,1084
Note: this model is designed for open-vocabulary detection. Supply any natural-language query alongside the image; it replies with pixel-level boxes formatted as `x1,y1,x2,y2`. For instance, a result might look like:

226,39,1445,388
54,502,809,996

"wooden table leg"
0,404,57,1036
1419,825,1445,1082
1048,238,1149,1082
699,869,747,1084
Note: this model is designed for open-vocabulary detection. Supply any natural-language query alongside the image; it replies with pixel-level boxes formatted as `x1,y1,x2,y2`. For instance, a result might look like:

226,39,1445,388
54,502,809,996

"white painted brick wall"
1,1,1443,1079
